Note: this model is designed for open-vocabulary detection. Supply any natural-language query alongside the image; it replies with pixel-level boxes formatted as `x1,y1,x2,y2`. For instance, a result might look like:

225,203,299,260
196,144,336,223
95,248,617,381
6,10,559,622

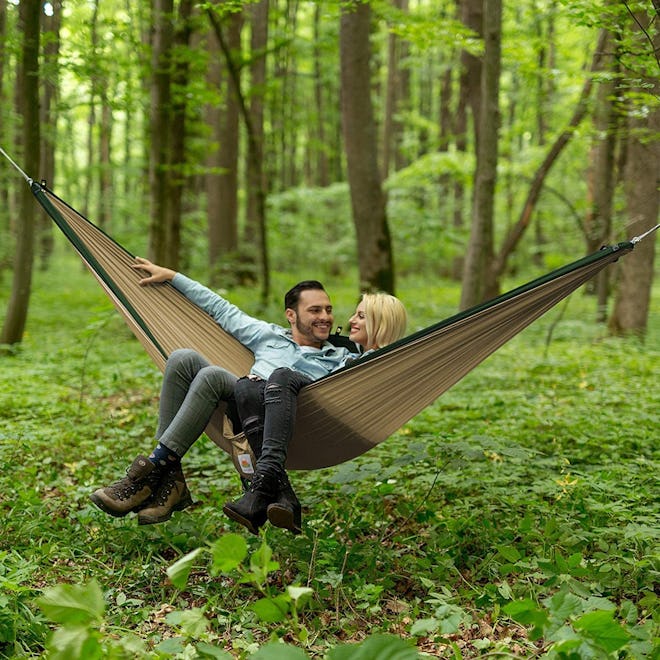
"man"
89,257,355,525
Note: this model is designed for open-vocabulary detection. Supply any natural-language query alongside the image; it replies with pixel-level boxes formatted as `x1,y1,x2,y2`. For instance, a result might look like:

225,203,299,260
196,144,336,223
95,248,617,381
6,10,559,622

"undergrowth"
0,249,658,658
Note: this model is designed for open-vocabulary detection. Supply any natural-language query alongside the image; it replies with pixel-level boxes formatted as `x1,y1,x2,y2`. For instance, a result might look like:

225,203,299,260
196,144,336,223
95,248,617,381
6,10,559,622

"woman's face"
348,300,369,349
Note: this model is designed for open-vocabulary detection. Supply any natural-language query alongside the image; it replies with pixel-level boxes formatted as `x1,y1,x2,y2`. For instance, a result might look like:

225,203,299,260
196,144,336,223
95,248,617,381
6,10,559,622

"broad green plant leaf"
195,641,235,658
287,585,313,609
165,607,209,638
167,547,204,590
37,580,105,626
211,533,248,574
573,610,631,653
328,633,421,659
249,594,290,623
250,641,310,659
46,625,103,660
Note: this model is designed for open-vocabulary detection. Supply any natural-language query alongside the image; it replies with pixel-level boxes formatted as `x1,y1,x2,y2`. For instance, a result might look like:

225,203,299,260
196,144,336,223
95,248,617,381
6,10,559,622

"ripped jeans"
234,368,312,474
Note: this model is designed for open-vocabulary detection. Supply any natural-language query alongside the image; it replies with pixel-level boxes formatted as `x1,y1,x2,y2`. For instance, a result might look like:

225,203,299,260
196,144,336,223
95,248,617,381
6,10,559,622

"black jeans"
235,368,312,474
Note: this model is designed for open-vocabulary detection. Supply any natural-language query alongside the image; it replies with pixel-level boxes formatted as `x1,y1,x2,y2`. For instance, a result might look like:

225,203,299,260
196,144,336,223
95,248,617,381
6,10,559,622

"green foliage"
0,252,658,657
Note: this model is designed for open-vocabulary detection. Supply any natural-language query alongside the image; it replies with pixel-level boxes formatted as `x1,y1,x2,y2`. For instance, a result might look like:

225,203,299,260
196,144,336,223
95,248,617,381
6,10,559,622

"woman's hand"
131,256,176,285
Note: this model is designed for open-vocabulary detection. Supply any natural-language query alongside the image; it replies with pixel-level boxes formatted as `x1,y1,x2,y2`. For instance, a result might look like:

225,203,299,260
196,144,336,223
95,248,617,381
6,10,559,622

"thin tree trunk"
340,1,394,293
460,0,501,309
585,30,619,320
208,5,270,306
312,3,329,186
1,0,40,346
609,22,659,338
492,29,608,281
149,0,174,265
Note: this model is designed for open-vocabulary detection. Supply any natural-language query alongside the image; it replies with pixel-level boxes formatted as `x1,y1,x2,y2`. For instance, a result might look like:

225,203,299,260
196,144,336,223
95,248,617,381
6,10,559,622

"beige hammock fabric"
32,183,635,470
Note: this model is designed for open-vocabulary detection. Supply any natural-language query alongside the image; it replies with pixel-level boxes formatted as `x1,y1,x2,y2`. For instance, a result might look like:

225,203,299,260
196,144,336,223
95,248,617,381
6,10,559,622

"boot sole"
267,504,302,535
222,504,262,535
137,493,194,526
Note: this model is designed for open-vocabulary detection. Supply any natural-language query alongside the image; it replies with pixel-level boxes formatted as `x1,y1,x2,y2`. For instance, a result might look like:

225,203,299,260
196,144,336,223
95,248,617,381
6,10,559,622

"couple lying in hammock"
90,257,407,535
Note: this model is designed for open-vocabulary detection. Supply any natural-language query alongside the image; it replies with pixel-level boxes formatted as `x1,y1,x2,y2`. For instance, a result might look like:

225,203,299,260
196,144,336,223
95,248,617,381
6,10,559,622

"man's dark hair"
284,280,326,310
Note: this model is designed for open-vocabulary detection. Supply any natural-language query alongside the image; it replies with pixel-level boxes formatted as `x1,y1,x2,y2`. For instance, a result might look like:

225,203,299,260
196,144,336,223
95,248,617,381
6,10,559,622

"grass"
0,244,658,658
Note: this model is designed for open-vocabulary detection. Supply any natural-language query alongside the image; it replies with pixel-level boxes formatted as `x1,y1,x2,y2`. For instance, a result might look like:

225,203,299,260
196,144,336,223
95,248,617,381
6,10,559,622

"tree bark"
609,70,659,335
460,0,501,309
245,0,268,266
38,0,62,270
340,1,394,293
208,4,270,306
585,30,619,320
492,29,608,282
206,4,242,285
1,0,40,346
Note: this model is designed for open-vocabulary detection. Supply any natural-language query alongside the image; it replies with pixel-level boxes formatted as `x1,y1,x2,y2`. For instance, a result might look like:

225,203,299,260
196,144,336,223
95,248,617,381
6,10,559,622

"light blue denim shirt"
172,274,356,380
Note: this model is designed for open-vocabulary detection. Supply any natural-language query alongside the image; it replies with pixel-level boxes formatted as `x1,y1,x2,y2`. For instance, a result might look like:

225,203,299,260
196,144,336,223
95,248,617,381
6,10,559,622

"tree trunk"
340,1,394,293
208,4,270,306
452,0,482,280
608,81,659,335
460,0,501,309
0,0,11,275
312,3,329,187
585,30,619,320
148,0,174,265
1,0,40,346
207,4,242,285
244,0,268,281
38,0,62,270
492,29,608,282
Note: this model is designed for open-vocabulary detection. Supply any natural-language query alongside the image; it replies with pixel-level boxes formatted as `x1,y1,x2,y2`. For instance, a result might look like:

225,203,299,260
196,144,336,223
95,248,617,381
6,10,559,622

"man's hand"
132,256,176,285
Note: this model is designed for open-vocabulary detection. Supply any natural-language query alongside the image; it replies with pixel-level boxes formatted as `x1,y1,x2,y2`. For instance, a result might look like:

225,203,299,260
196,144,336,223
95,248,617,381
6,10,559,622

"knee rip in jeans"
243,415,264,436
264,382,282,405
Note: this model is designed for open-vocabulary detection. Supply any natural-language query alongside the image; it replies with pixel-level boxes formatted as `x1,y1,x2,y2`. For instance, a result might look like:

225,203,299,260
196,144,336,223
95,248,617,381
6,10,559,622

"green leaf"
410,618,439,636
195,641,235,658
250,641,310,659
328,633,421,659
165,607,209,638
544,590,584,621
46,625,103,660
210,533,248,574
249,594,290,623
37,580,105,626
166,547,204,590
497,545,521,562
574,610,630,653
287,585,313,609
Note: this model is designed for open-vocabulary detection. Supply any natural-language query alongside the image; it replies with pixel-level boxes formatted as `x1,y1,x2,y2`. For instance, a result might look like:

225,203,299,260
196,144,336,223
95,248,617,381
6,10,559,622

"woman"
224,292,407,536
348,292,408,353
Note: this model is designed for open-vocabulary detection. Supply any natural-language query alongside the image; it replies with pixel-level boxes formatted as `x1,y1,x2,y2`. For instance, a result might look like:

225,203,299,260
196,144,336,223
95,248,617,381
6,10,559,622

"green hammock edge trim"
331,239,635,375
31,181,169,361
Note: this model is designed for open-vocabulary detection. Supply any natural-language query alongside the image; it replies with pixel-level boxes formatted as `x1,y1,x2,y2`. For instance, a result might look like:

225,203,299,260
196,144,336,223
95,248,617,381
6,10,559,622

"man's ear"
285,308,296,326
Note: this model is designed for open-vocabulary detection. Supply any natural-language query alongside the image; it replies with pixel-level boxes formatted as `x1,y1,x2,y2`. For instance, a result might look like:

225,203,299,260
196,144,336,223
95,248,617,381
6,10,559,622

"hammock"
5,154,647,470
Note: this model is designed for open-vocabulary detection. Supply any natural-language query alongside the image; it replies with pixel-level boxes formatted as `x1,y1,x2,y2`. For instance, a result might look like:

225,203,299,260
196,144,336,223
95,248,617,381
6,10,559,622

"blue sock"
148,442,181,469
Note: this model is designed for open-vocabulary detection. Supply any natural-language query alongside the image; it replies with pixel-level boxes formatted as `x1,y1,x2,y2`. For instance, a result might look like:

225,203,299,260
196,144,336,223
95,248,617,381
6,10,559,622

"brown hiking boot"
137,466,193,525
90,455,162,517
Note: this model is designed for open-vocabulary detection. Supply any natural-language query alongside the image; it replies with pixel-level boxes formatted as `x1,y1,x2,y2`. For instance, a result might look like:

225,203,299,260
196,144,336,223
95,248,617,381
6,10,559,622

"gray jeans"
156,349,239,457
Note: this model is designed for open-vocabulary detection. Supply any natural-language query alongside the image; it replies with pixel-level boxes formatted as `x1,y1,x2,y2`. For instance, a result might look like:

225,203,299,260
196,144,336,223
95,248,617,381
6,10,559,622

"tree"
608,5,659,337
460,0,502,309
148,0,194,268
340,0,394,293
1,0,40,346
205,3,243,286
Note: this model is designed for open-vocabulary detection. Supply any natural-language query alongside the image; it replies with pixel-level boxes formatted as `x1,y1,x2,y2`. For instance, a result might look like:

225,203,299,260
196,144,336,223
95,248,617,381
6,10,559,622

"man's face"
287,289,334,347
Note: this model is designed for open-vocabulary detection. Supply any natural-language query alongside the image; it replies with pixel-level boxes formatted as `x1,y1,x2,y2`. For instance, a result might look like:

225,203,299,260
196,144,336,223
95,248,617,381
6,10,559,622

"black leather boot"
223,470,278,535
267,473,302,535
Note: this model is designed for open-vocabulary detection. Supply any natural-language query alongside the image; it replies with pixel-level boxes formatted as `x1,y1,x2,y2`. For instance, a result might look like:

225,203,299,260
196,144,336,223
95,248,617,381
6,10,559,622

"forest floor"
0,248,658,658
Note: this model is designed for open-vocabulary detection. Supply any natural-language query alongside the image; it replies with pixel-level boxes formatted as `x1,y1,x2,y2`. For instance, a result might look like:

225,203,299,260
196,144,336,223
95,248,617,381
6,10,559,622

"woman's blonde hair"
361,292,407,349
